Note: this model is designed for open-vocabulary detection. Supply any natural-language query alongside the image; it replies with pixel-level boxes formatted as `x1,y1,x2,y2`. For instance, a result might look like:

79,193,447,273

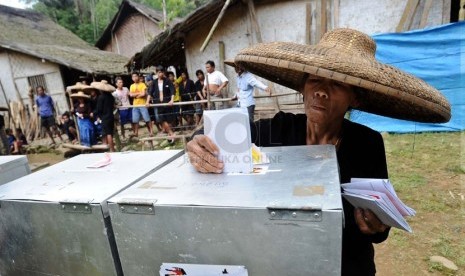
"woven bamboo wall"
104,13,165,58
9,52,67,111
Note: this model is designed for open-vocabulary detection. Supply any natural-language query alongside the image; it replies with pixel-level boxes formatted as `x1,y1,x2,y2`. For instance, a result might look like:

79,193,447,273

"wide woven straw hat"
234,28,451,123
70,91,90,99
90,80,115,92
224,59,236,67
66,82,94,93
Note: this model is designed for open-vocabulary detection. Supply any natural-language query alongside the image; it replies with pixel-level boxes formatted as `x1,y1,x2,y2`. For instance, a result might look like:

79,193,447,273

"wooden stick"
408,0,420,30
305,3,312,44
396,0,419,32
247,0,263,43
200,0,232,52
419,0,434,28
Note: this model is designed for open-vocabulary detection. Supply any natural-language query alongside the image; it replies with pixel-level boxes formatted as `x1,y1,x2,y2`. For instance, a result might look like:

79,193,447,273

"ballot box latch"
117,198,157,215
59,202,92,214
267,206,322,222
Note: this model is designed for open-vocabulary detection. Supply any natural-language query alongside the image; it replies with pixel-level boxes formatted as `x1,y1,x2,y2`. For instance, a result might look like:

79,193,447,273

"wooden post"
219,41,226,74
408,0,420,30
333,0,340,29
459,0,465,21
0,79,13,129
315,0,327,43
200,0,232,52
396,0,420,32
442,0,451,24
246,0,263,43
305,3,312,45
419,0,434,29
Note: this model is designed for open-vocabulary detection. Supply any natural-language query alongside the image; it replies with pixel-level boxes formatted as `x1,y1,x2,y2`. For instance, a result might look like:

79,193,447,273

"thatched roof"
0,4,128,74
129,0,279,69
95,0,181,49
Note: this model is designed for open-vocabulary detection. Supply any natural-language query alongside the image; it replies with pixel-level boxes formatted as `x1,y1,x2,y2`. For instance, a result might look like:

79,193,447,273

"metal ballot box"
0,155,30,185
0,150,182,276
108,145,343,275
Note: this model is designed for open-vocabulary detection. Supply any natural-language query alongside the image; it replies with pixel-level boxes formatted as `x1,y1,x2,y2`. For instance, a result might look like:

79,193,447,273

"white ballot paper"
160,263,248,276
341,178,415,233
204,108,253,173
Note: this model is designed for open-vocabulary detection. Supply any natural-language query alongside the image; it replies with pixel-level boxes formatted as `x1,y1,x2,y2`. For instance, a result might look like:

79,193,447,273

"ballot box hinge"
267,206,322,222
60,202,92,214
117,198,157,215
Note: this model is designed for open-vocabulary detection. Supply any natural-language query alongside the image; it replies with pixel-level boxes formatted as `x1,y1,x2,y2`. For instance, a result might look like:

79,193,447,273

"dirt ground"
25,131,464,275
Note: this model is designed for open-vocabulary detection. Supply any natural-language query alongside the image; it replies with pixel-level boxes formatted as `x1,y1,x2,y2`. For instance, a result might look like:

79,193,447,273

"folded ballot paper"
160,263,248,276
204,108,253,173
341,178,415,233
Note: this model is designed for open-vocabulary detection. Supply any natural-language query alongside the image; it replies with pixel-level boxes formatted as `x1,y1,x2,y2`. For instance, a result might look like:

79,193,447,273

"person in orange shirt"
129,72,153,137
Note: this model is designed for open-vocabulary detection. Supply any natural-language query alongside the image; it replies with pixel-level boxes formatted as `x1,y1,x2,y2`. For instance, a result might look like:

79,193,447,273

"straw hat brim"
90,81,115,92
70,92,90,99
66,82,95,93
235,42,451,123
224,59,236,67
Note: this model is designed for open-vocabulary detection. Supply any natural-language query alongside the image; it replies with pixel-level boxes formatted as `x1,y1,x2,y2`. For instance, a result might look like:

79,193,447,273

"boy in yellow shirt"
129,72,153,137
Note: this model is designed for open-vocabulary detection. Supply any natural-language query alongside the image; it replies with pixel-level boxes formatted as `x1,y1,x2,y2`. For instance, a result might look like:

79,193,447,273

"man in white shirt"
233,64,271,121
112,77,132,138
203,60,229,109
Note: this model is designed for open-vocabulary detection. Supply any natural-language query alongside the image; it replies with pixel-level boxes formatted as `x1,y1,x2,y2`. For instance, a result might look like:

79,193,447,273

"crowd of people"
0,59,271,155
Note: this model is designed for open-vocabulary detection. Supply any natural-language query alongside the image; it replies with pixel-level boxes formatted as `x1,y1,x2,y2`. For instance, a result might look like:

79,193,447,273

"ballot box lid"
108,145,342,210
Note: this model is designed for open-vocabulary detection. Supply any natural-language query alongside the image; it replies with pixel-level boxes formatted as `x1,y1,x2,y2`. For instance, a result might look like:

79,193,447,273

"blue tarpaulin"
351,21,465,133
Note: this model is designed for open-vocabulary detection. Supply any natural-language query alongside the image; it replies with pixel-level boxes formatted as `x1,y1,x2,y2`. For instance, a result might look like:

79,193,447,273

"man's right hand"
187,135,224,173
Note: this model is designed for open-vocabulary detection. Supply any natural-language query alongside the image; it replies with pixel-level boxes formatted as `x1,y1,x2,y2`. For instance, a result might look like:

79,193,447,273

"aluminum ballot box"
0,155,30,185
0,150,182,276
108,145,343,275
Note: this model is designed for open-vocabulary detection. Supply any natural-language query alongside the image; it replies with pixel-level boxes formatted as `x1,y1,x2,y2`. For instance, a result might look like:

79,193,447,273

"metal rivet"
148,208,153,211
134,207,138,211
73,205,77,210
120,206,125,211
61,205,65,209
270,211,276,217
292,212,297,218
314,213,320,219
84,206,89,210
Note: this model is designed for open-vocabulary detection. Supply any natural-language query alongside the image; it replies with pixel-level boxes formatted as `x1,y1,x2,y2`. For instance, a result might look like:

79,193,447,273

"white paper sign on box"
204,108,253,173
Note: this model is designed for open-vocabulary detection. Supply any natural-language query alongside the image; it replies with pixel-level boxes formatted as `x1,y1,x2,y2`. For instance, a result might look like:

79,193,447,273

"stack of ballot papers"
341,178,416,232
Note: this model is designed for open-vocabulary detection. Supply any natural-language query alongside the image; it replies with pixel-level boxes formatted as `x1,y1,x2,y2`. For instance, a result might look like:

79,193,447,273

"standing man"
148,66,175,144
194,70,206,125
112,77,132,139
203,60,228,110
129,72,152,137
35,86,63,145
233,64,271,121
94,80,116,152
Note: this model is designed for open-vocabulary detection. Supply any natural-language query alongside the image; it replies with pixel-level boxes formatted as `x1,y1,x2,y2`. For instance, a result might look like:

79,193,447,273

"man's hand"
186,135,224,173
214,88,221,96
264,87,271,94
168,100,174,106
354,208,389,234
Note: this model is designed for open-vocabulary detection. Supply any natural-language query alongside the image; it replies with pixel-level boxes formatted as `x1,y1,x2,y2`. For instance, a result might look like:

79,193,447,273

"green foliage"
21,0,210,44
